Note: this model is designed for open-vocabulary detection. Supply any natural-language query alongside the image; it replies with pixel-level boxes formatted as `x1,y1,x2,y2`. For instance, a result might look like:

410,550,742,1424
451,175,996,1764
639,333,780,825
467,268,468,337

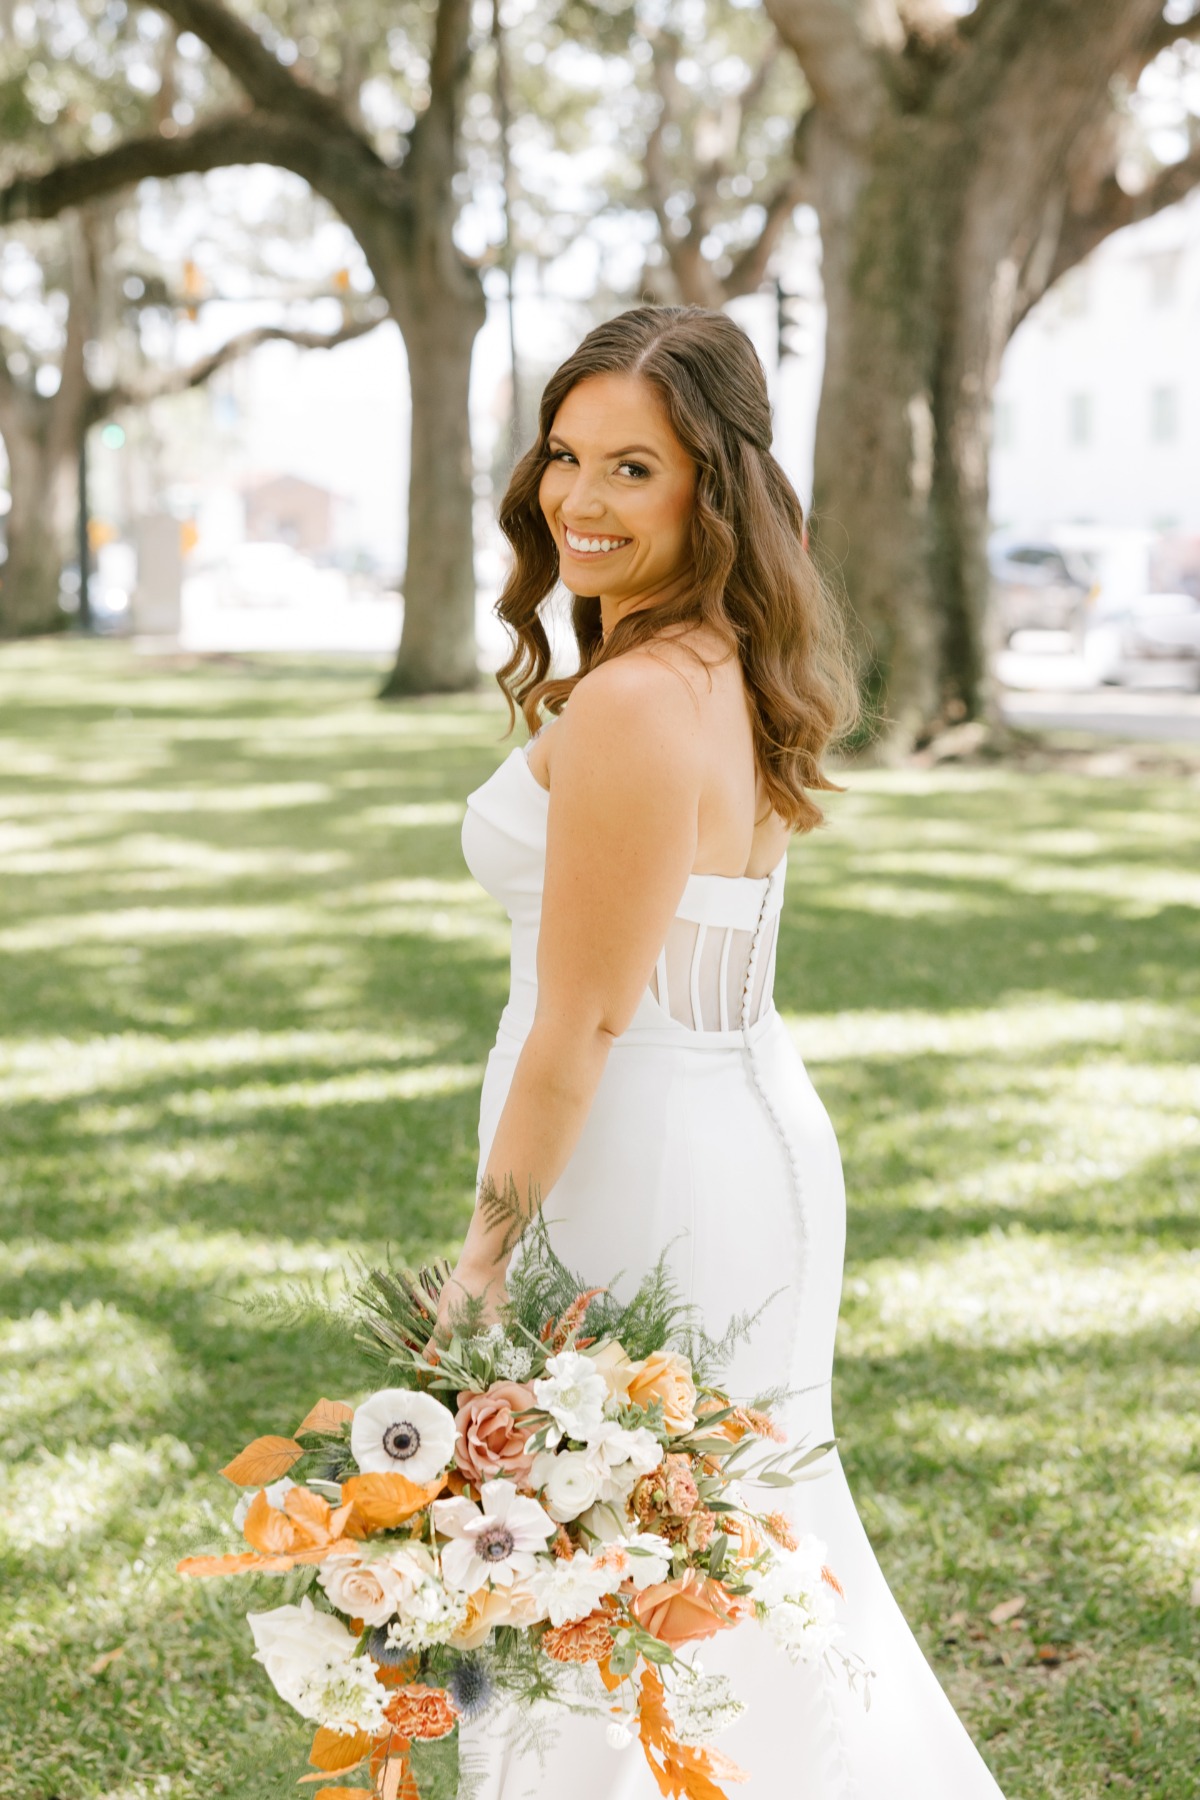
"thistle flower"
446,1652,495,1721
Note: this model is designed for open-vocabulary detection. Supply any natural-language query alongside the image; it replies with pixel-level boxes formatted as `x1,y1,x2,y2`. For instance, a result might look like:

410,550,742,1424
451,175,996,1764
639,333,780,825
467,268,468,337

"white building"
991,188,1200,538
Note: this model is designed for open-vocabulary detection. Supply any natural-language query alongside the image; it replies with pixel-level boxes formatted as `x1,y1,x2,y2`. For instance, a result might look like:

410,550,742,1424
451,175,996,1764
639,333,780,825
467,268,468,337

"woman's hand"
422,1252,509,1364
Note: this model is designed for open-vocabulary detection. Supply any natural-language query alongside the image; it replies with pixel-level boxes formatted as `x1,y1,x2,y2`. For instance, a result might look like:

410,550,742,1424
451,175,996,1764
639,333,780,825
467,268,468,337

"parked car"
1082,592,1200,688
988,536,1100,643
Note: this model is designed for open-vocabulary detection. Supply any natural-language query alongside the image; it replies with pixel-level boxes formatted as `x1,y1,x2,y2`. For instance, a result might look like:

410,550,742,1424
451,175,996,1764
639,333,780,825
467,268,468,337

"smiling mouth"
563,528,632,557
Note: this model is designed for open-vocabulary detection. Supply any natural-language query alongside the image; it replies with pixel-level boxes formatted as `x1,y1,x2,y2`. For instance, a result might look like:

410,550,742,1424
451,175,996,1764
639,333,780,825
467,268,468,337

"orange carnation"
383,1684,459,1741
630,1568,740,1648
541,1609,615,1664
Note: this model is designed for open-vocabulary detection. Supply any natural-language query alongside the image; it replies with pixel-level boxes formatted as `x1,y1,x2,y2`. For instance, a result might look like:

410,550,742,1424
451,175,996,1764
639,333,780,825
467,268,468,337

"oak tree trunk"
808,114,1007,754
0,443,74,635
379,274,486,696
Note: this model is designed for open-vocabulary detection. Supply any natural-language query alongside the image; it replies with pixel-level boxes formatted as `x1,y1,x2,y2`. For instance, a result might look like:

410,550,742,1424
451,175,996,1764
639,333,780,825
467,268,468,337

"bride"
440,304,1006,1797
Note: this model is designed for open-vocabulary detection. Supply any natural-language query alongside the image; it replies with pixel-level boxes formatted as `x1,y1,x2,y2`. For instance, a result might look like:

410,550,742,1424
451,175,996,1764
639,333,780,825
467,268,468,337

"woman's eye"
548,451,648,480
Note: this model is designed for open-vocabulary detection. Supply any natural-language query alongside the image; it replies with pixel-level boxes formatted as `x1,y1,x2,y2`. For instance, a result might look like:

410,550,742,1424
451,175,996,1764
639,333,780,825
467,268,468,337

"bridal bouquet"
179,1207,860,1799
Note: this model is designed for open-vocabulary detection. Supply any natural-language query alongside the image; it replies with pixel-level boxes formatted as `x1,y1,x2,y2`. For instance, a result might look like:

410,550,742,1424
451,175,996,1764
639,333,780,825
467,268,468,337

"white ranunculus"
530,1548,622,1627
318,1549,408,1627
432,1478,556,1592
582,1422,663,1502
247,1597,360,1718
531,1448,603,1523
532,1350,608,1447
233,1475,295,1532
351,1386,457,1483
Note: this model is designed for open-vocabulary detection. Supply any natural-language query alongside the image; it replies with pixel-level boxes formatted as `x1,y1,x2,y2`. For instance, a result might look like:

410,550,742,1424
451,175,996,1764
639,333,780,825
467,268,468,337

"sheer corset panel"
647,862,786,1033
460,743,790,1042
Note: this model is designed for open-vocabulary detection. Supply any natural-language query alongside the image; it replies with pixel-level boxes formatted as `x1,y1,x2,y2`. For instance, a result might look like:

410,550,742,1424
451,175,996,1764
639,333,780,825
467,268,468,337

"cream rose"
625,1351,697,1433
247,1597,360,1717
531,1448,603,1523
318,1551,407,1627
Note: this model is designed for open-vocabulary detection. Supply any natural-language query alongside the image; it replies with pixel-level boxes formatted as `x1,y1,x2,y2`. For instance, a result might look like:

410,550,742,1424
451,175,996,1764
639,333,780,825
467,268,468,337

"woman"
445,305,1006,1797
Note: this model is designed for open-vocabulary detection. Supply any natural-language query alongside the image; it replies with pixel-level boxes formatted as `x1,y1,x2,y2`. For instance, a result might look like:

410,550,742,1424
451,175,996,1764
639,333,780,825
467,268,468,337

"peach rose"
625,1351,697,1433
631,1569,740,1648
590,1339,636,1404
454,1381,537,1486
450,1581,543,1651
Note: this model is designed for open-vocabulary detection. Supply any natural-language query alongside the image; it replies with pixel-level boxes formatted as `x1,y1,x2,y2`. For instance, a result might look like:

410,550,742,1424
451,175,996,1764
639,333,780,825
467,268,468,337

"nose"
558,462,608,522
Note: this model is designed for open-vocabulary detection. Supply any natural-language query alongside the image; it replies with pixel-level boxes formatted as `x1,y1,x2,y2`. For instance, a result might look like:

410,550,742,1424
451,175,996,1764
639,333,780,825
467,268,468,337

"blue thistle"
446,1653,494,1721
367,1624,414,1666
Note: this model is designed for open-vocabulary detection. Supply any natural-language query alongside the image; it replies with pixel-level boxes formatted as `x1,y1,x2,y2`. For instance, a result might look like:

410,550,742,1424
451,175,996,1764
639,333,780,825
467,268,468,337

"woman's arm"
432,654,705,1335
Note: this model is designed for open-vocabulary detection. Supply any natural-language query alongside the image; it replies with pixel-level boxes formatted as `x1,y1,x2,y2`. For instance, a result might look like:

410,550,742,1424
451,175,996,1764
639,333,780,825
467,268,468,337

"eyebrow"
547,435,662,462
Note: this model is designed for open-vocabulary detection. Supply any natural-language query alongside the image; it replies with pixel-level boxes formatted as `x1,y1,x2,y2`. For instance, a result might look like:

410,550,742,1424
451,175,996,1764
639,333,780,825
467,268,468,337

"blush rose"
454,1381,537,1486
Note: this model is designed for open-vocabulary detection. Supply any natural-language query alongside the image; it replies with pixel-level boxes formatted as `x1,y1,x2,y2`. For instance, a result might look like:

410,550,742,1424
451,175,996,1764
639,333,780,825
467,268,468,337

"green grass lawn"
1,641,1197,1800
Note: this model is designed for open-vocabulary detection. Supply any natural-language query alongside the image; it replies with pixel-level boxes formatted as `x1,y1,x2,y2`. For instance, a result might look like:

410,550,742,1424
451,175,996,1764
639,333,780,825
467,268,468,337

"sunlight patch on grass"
787,998,1190,1064
71,1058,483,1131
0,1228,358,1289
358,802,468,827
3,1436,196,1552
1,1300,201,1461
844,1228,1200,1354
0,1026,443,1103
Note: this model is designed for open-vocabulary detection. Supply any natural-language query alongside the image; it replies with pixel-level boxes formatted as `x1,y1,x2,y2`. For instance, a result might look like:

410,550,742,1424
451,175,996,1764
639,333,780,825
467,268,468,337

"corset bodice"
461,745,786,1045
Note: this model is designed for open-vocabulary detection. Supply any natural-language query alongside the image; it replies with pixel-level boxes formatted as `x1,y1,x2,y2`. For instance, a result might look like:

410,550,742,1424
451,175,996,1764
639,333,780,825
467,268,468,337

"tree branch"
0,112,316,224
88,310,388,421
724,167,809,297
151,0,359,142
1141,6,1200,61
761,0,901,135
1041,145,1200,295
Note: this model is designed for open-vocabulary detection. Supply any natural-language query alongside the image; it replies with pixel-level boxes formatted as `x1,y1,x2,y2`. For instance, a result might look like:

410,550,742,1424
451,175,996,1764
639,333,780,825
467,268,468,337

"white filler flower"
247,1597,387,1730
432,1478,556,1591
351,1387,457,1483
530,1548,623,1627
532,1350,608,1446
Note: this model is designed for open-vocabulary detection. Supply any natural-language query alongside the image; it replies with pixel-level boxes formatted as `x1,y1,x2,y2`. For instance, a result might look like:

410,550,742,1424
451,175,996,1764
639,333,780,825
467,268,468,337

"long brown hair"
493,304,861,833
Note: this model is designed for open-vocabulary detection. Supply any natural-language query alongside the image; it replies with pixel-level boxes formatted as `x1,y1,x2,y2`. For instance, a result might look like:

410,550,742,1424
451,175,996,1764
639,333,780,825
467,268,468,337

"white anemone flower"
432,1479,556,1591
532,1350,608,1446
351,1387,457,1483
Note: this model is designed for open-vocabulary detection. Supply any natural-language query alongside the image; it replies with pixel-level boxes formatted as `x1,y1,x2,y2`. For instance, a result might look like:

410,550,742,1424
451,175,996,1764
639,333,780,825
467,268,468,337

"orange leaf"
220,1435,304,1486
312,1790,370,1798
242,1490,305,1555
596,1654,621,1693
310,1726,375,1773
341,1471,446,1532
283,1486,337,1538
178,1550,277,1579
298,1398,355,1437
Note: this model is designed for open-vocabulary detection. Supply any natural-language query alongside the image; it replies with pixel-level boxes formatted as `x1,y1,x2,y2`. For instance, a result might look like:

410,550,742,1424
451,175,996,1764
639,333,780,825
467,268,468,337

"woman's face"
538,372,698,627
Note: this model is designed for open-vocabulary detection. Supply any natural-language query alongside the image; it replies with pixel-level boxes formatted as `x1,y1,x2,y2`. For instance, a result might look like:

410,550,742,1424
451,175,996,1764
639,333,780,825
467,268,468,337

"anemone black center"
476,1524,515,1562
382,1420,421,1461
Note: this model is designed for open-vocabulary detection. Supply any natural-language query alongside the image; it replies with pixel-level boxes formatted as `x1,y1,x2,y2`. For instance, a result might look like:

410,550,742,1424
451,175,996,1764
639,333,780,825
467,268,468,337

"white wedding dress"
457,739,1007,1799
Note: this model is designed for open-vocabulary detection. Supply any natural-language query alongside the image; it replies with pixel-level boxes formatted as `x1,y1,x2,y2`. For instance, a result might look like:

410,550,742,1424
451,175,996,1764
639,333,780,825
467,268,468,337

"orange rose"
631,1569,739,1648
625,1351,697,1433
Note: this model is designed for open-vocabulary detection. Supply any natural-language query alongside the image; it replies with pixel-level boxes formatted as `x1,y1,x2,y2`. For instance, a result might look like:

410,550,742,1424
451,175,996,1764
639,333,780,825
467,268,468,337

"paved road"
996,638,1200,743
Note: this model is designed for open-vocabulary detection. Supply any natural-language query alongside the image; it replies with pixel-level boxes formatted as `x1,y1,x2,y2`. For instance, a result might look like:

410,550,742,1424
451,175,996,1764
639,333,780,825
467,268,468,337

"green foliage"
1,646,1198,1800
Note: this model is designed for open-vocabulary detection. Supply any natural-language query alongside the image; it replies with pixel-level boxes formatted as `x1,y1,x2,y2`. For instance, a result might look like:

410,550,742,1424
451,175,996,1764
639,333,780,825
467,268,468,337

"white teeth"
565,529,629,554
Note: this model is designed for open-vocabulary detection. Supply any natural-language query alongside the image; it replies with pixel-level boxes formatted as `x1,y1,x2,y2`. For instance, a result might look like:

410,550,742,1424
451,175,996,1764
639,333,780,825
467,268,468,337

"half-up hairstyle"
493,304,861,834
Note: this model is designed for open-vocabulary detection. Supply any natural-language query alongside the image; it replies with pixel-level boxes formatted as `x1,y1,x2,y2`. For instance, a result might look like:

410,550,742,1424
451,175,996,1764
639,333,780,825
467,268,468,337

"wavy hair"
493,304,862,833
